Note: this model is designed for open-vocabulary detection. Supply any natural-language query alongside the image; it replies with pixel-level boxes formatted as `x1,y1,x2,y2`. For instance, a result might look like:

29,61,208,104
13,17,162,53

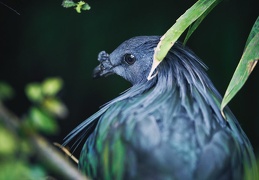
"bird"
64,36,258,180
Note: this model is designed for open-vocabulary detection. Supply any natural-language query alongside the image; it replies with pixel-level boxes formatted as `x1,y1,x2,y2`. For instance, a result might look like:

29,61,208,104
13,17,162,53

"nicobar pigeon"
64,36,258,180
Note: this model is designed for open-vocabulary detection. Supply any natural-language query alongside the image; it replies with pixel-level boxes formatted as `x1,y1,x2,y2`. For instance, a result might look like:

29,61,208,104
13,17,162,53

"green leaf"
62,0,77,8
0,125,17,155
28,107,58,134
25,83,43,103
147,0,222,80
0,82,14,101
221,17,259,116
82,3,91,10
75,1,87,13
42,77,63,96
0,161,31,180
62,0,90,13
0,160,46,180
43,98,68,118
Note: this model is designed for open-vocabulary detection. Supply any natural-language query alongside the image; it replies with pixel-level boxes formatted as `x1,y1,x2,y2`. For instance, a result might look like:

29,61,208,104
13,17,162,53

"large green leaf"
147,0,222,80
221,17,259,117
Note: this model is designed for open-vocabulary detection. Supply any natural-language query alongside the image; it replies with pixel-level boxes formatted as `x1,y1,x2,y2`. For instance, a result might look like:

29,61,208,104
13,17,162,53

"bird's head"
93,36,160,85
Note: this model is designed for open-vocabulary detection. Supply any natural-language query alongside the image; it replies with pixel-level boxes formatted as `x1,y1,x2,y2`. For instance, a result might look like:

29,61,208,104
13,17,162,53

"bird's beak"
92,51,115,78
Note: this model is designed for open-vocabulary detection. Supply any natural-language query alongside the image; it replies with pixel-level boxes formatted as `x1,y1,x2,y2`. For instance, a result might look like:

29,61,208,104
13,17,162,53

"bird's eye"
124,54,136,65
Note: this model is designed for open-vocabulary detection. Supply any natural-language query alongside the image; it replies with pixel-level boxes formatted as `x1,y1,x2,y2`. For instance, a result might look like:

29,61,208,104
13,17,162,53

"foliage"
0,124,46,179
24,77,68,134
62,0,91,13
0,77,74,179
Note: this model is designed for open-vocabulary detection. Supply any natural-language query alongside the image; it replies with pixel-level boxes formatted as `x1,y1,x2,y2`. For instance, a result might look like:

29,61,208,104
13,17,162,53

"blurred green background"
1,0,259,159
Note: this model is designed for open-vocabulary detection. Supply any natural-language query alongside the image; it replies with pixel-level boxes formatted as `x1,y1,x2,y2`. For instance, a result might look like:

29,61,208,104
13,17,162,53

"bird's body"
65,36,257,180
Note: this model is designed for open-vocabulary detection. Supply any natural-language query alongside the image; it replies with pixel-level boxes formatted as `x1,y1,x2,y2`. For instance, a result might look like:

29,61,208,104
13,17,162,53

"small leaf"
0,161,31,179
75,1,86,13
0,160,45,180
25,83,43,103
0,82,14,101
62,0,77,8
42,77,63,96
82,3,91,10
29,107,58,134
62,0,91,13
43,98,68,118
0,125,17,155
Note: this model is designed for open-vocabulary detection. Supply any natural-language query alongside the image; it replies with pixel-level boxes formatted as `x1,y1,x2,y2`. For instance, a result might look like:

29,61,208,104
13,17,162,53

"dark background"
1,0,259,158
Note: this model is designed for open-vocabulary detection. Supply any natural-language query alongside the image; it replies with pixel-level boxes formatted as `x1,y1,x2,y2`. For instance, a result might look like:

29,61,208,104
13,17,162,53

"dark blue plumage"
64,36,258,180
